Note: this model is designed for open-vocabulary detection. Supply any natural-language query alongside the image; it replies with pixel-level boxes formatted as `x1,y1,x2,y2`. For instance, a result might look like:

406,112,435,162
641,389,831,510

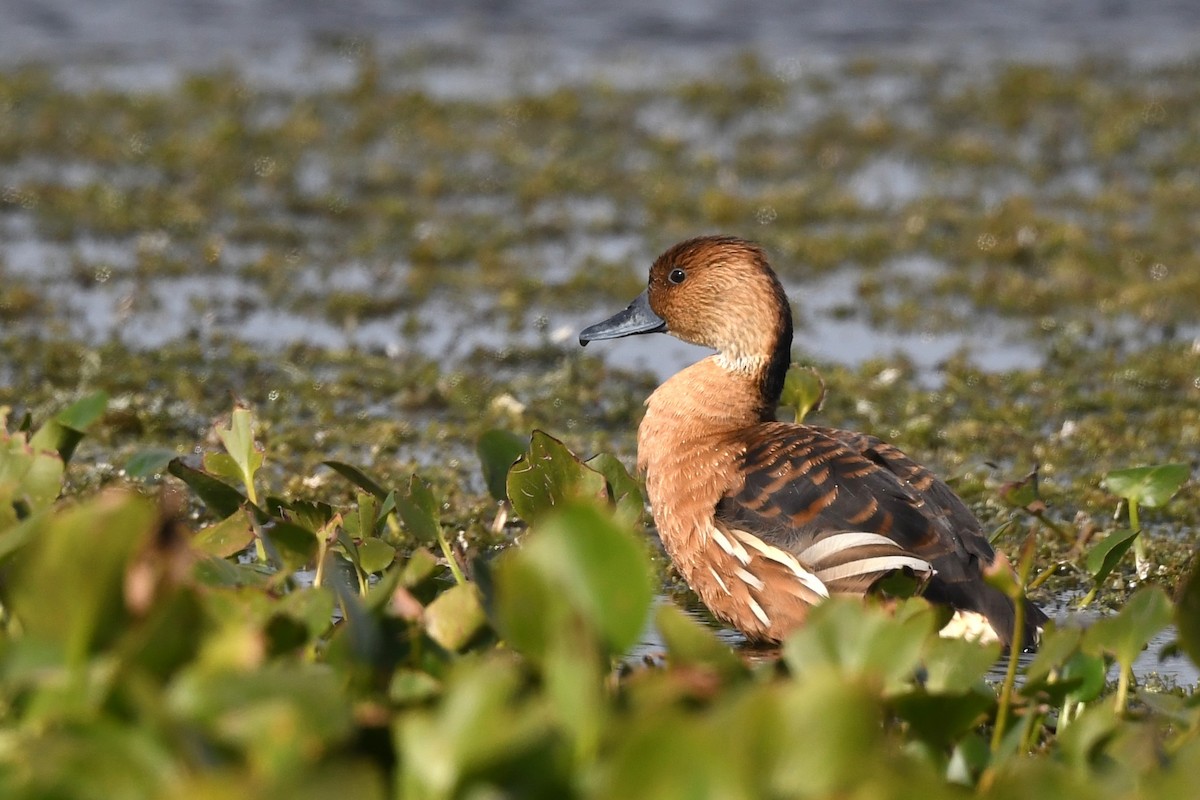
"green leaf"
779,364,826,423
1084,585,1173,669
424,584,488,651
167,458,246,519
123,448,177,479
920,636,1002,694
192,509,256,558
782,597,938,695
345,491,379,540
1174,561,1200,670
4,491,156,666
585,452,644,526
322,460,389,500
262,521,319,574
202,452,243,485
1084,527,1140,581
1102,463,1190,509
396,474,441,544
655,603,747,680
213,406,264,497
28,390,108,464
358,537,396,574
505,430,608,524
494,502,653,659
477,429,527,502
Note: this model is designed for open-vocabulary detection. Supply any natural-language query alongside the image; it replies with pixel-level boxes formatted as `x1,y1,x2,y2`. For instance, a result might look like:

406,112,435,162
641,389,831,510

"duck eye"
668,268,686,284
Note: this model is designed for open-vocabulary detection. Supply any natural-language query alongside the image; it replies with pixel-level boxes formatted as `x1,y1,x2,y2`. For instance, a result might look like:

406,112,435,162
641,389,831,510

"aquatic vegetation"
0,400,1198,797
1,45,1199,797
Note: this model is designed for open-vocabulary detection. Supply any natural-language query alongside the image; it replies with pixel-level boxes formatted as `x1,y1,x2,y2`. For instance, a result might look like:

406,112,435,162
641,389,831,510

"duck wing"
714,422,1045,645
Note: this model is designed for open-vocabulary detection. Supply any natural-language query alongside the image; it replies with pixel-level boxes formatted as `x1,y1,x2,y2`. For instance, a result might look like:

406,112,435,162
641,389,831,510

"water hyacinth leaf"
123,447,177,479
1174,561,1200,669
585,452,645,526
1056,703,1121,769
1102,463,1190,509
193,555,270,588
782,597,935,694
390,669,442,704
322,459,389,500
192,508,256,558
396,474,441,544
358,537,396,574
771,671,887,796
262,521,319,574
424,584,487,651
506,430,608,524
5,491,155,665
403,547,440,587
495,502,653,658
779,364,826,422
167,664,355,774
276,586,337,640
202,452,243,485
920,636,1002,694
1085,527,1140,582
1084,585,1173,668
0,433,64,524
167,458,246,519
396,659,557,799
1060,651,1107,705
891,690,996,748
282,499,336,534
1022,625,1084,689
477,429,527,502
28,390,108,464
214,406,264,496
345,491,379,540
654,602,746,680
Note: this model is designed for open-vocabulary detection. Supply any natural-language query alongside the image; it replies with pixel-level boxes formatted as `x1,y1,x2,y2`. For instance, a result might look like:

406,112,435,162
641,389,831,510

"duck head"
580,235,794,396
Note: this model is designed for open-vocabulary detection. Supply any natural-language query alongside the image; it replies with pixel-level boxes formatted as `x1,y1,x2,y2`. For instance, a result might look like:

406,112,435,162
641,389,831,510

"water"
631,592,1200,688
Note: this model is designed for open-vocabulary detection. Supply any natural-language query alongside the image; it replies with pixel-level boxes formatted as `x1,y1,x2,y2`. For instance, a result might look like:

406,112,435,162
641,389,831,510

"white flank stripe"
800,532,902,566
731,529,830,599
709,566,731,596
734,566,765,591
815,555,933,584
747,598,771,627
709,527,751,565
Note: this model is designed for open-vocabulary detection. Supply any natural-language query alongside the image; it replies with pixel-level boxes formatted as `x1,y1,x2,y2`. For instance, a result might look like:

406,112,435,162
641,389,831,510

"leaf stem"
437,527,468,587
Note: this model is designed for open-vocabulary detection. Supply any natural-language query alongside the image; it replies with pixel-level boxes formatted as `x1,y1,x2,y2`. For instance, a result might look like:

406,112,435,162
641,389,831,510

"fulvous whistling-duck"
580,235,1047,648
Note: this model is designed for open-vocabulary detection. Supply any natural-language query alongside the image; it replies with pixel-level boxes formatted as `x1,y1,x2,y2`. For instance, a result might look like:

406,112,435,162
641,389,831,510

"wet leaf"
1084,527,1139,581
396,474,440,544
494,502,653,659
477,429,527,502
1084,585,1173,668
262,521,319,574
213,406,264,495
358,537,396,574
322,460,389,500
123,448,177,479
585,452,644,526
167,458,247,519
1102,463,1190,509
782,597,937,695
425,584,487,651
28,390,108,464
654,603,746,681
192,509,255,558
506,430,607,524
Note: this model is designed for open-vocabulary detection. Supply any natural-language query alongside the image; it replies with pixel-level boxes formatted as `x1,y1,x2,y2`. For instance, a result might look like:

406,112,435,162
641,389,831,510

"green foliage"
0,393,107,528
779,363,826,423
1,405,1199,799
